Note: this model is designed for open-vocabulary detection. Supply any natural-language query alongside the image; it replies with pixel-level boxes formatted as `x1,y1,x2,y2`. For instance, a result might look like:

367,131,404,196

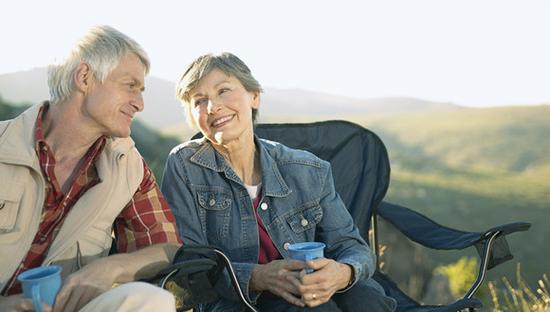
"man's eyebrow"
122,74,145,91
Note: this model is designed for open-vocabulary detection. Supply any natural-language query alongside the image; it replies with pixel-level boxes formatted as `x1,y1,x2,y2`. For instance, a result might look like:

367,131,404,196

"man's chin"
110,129,132,138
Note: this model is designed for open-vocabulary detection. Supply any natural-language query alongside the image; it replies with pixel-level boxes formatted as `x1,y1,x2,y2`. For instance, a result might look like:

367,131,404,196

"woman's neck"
212,133,261,185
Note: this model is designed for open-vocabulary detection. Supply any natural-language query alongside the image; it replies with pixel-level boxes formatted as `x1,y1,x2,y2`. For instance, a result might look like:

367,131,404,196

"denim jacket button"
301,219,309,227
260,202,268,210
209,198,216,206
283,242,290,250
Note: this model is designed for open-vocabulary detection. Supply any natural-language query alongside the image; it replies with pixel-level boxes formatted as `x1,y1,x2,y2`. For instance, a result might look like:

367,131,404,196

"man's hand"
52,242,179,312
287,258,352,308
52,257,124,312
0,294,52,312
250,260,307,307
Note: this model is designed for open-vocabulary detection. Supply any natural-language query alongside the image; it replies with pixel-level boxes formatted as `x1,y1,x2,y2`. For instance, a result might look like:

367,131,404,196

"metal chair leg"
464,231,501,299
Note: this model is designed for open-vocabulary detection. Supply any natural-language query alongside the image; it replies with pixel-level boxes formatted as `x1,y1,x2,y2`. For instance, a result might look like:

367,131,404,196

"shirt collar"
34,102,48,152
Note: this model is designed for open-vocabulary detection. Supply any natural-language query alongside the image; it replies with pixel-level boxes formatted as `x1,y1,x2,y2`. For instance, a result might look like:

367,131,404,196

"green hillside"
356,106,550,211
0,95,28,119
364,106,550,173
350,107,549,290
130,121,180,180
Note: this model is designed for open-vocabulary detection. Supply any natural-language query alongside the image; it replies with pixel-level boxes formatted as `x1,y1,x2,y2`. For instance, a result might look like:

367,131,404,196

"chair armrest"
481,222,531,238
376,201,482,250
376,201,532,301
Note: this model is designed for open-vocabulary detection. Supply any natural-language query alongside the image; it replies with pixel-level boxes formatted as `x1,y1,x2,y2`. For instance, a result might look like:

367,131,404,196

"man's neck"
42,99,103,163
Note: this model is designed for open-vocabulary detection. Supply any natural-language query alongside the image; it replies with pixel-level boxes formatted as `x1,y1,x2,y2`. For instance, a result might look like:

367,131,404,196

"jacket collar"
0,103,44,167
190,136,291,197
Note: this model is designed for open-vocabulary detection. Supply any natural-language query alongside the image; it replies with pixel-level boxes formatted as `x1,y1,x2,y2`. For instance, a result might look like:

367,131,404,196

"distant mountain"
0,68,461,129
0,68,49,105
261,89,460,116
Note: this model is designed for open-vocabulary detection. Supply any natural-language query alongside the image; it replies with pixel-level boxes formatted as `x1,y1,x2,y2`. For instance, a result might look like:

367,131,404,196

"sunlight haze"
1,0,549,107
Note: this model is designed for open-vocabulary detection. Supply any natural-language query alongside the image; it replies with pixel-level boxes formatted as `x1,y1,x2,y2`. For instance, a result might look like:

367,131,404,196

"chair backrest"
254,120,391,240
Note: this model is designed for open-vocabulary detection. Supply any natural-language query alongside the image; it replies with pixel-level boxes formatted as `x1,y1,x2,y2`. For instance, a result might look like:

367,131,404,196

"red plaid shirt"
2,104,181,295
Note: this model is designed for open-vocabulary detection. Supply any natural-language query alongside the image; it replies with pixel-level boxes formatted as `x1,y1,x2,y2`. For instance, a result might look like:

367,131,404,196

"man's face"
83,53,145,138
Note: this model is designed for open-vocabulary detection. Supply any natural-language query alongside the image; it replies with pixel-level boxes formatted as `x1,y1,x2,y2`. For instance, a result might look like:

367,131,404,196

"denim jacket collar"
189,136,292,198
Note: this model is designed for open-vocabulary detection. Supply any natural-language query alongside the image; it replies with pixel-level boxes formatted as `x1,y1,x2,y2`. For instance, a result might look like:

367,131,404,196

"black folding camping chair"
160,120,530,312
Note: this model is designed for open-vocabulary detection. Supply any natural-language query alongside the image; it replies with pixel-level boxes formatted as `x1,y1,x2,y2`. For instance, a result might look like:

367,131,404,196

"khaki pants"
80,282,175,312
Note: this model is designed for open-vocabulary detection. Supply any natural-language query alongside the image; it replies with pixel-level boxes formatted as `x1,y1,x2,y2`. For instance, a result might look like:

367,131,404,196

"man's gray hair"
47,25,150,104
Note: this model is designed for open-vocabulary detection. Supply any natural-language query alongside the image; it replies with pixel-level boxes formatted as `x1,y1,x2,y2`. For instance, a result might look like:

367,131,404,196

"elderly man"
0,25,181,311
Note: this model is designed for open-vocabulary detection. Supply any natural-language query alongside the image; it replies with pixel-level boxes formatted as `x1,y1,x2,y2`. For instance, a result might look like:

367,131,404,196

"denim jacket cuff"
335,259,363,293
234,262,262,303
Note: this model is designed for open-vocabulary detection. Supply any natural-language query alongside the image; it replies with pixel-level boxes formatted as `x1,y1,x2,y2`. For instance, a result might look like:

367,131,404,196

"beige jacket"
0,103,144,290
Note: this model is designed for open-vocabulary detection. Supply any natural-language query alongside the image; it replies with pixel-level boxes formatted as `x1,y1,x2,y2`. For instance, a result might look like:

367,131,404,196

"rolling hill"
350,108,550,292
361,106,550,173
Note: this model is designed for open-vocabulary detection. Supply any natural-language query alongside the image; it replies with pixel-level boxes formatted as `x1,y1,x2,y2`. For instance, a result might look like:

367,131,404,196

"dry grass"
489,264,549,312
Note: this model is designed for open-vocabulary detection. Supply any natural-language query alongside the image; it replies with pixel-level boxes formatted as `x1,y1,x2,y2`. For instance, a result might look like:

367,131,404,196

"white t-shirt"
244,183,262,203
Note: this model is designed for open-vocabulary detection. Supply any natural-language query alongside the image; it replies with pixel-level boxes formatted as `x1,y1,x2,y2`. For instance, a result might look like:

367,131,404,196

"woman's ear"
251,92,260,109
74,63,92,94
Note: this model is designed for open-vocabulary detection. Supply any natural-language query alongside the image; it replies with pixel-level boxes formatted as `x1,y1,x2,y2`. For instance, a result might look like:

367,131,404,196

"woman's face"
189,69,259,145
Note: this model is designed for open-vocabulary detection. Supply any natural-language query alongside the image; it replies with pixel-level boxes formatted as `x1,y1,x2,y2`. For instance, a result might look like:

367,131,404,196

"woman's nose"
207,99,221,114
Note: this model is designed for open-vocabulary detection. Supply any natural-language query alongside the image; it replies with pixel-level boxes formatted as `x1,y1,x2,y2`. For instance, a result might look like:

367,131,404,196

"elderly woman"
161,53,396,312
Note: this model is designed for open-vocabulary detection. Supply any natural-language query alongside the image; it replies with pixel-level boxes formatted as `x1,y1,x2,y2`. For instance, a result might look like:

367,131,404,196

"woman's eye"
194,98,208,107
219,88,230,95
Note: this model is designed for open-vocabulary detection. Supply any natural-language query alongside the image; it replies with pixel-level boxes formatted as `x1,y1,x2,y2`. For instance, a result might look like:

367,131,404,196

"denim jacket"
161,137,376,303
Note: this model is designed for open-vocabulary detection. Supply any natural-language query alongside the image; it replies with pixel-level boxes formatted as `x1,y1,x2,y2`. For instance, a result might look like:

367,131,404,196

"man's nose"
132,93,144,112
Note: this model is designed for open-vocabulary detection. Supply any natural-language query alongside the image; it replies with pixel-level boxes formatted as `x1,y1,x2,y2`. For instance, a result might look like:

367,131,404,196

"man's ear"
74,63,92,94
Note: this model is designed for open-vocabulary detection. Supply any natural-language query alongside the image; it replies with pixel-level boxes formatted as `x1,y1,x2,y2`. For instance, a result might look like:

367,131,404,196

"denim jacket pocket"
197,189,232,211
286,201,323,234
195,187,232,242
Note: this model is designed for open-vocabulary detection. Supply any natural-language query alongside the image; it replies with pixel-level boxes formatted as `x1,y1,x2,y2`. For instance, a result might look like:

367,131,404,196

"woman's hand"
288,258,353,308
250,260,307,307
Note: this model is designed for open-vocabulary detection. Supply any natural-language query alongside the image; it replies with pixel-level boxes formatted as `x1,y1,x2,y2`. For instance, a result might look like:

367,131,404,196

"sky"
1,0,549,107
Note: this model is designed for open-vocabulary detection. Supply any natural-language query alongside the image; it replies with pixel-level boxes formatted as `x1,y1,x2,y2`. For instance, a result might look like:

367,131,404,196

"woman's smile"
211,114,235,128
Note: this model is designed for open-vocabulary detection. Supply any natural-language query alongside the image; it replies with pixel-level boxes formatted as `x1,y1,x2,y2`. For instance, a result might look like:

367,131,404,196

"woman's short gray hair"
176,52,263,128
47,25,150,104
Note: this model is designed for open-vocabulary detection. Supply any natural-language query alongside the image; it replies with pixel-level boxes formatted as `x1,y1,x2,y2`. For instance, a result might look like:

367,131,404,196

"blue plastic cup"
17,265,62,312
287,242,326,273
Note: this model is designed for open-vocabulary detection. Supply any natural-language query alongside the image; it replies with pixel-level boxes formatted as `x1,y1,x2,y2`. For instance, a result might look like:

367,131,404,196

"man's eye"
219,88,230,95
